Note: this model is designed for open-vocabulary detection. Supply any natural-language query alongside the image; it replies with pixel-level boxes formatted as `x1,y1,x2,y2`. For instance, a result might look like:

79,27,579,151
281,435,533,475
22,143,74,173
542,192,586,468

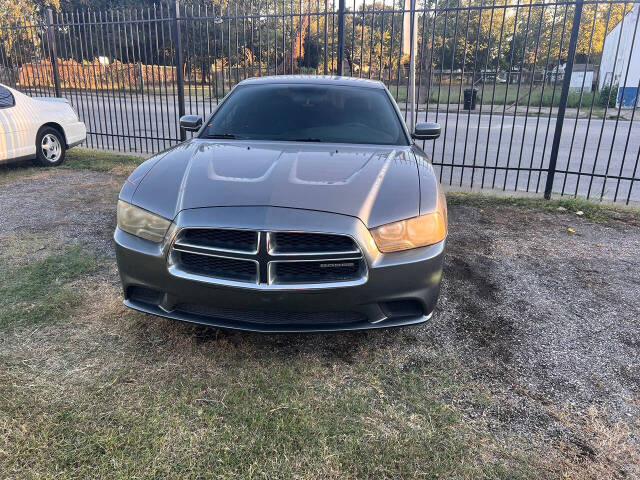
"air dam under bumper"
114,206,445,333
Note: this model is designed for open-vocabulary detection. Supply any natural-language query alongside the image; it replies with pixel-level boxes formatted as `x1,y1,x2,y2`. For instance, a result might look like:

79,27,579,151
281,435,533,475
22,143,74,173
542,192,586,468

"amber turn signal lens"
370,210,447,253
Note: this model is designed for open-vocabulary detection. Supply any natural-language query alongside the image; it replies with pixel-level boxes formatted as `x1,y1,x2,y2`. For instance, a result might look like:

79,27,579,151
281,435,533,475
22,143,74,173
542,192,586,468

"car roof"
236,75,386,89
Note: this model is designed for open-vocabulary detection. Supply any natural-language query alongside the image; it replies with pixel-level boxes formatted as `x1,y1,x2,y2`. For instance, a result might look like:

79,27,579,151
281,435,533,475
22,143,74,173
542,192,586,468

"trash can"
463,88,478,110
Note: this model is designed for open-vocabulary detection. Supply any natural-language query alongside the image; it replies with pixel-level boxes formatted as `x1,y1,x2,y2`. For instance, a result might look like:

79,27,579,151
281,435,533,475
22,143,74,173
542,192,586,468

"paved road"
67,92,640,203
414,109,640,203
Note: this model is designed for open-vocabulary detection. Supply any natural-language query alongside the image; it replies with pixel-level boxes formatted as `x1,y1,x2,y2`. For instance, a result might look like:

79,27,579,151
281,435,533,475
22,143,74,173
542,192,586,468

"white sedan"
0,84,86,167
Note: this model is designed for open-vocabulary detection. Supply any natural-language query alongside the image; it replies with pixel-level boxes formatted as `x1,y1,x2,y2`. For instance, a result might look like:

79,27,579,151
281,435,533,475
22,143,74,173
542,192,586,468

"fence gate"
1,0,639,204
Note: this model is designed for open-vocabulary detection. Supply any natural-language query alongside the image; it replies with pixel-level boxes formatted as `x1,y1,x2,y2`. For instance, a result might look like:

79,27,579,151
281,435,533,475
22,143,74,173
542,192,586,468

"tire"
34,126,66,167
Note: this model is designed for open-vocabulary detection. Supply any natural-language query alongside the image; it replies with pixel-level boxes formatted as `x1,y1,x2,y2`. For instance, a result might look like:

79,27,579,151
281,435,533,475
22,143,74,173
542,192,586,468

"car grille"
271,260,361,284
268,232,358,254
169,228,366,288
175,303,367,326
180,228,258,253
175,251,258,283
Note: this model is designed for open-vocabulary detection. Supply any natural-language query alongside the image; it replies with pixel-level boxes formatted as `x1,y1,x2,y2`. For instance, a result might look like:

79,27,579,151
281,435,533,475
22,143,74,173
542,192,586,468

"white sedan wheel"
41,133,62,163
34,126,66,166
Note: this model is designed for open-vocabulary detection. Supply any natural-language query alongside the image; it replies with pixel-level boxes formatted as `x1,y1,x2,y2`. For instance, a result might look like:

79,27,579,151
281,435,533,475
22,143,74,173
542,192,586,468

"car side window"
0,86,15,109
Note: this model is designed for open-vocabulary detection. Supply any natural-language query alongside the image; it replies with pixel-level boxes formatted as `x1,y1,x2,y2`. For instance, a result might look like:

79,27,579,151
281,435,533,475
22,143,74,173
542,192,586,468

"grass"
0,245,99,330
475,84,595,109
390,83,609,117
0,149,146,181
0,234,539,478
446,191,640,223
2,350,534,479
62,149,146,173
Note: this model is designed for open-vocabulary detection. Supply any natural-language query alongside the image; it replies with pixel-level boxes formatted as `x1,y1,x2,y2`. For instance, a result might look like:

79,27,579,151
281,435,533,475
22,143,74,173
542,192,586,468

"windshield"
200,84,408,145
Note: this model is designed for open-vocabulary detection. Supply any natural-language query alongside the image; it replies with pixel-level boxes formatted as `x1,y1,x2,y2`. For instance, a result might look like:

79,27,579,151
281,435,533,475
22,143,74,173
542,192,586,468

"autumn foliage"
18,59,177,90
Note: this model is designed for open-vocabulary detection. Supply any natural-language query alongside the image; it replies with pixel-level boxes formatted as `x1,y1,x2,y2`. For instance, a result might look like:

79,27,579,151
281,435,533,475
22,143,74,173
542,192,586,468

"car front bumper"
64,121,87,148
114,206,445,333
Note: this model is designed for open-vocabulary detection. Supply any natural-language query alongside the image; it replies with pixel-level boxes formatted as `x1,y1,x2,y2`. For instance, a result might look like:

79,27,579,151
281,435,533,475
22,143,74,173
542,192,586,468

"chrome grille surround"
168,228,367,290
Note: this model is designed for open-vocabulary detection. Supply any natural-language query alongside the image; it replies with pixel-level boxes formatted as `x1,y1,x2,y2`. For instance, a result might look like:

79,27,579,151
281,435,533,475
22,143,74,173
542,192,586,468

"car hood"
129,139,420,228
32,96,70,104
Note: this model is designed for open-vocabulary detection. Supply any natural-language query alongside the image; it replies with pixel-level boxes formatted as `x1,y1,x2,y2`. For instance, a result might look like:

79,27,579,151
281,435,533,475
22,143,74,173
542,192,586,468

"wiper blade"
290,138,322,142
203,133,245,139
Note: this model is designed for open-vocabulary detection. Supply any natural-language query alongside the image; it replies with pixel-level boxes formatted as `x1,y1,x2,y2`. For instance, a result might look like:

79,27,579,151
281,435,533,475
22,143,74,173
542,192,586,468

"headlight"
370,191,447,253
117,200,172,243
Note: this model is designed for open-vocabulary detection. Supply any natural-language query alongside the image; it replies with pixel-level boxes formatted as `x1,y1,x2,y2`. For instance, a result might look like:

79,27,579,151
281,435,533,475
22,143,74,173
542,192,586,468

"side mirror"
179,114,203,132
412,122,440,141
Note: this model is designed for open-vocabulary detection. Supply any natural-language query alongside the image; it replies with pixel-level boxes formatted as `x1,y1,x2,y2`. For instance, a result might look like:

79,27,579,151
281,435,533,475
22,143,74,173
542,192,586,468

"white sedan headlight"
117,200,171,243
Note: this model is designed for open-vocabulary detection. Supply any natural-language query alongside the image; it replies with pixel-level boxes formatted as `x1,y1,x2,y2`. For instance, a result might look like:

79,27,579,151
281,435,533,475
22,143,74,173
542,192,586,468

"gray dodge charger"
114,76,447,332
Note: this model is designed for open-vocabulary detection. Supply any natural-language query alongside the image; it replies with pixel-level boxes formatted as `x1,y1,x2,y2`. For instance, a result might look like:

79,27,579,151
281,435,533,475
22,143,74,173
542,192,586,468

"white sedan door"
0,85,38,162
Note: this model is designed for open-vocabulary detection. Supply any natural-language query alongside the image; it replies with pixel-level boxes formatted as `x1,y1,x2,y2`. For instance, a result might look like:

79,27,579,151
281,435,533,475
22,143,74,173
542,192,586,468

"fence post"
544,0,584,200
408,0,417,134
45,8,61,98
336,0,345,75
172,0,186,141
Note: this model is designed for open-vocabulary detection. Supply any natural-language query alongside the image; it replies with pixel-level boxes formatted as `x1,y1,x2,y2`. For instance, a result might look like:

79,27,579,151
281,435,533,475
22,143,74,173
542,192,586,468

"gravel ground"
436,201,640,450
0,168,121,256
1,167,639,473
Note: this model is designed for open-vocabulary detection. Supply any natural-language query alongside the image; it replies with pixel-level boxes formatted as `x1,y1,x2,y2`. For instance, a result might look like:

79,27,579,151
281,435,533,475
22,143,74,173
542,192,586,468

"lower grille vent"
128,286,163,305
380,300,423,319
175,303,367,326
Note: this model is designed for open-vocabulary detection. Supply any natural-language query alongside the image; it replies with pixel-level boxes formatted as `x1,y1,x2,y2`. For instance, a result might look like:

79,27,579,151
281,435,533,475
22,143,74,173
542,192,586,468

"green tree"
0,0,60,65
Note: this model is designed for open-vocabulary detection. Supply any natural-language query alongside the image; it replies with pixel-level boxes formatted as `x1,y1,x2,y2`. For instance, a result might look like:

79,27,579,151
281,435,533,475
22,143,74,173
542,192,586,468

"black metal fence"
1,0,639,203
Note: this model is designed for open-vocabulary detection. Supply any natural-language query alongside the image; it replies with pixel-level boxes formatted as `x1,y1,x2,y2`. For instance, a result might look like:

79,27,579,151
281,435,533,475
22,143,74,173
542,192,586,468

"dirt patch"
427,201,640,476
0,168,124,256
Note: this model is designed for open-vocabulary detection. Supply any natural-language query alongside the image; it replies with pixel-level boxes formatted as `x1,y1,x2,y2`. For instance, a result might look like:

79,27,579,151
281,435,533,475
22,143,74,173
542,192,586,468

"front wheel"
34,127,66,167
